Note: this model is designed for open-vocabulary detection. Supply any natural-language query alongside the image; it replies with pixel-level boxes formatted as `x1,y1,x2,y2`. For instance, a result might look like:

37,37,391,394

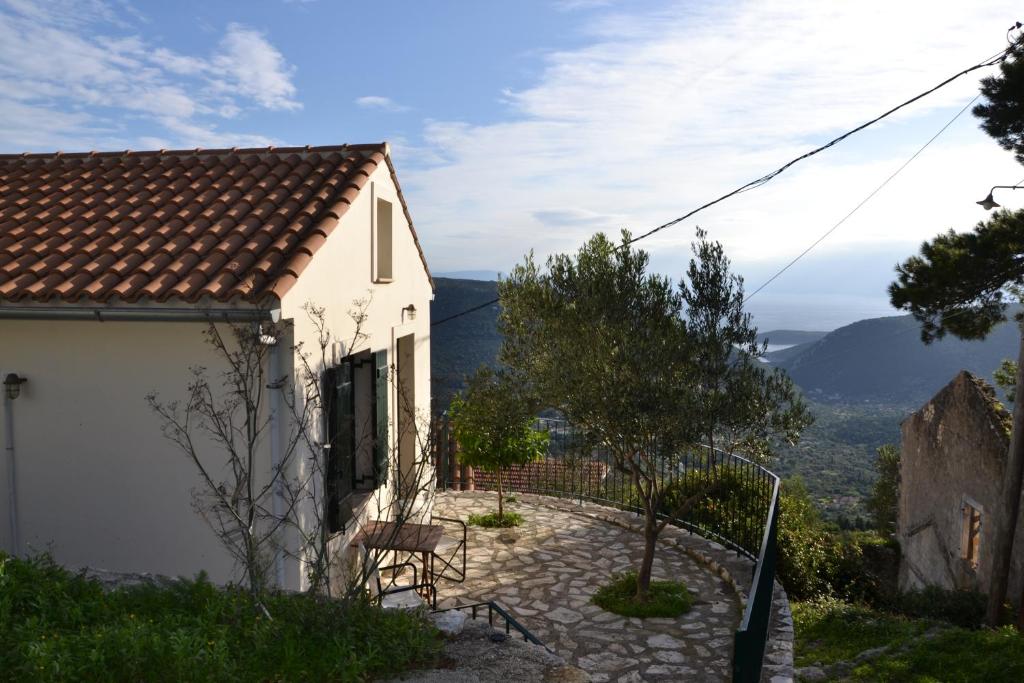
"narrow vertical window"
373,349,389,487
961,501,982,569
324,360,355,533
376,198,393,282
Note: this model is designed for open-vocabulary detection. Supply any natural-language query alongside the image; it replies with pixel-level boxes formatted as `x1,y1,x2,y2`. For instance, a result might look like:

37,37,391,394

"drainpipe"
268,339,286,589
4,392,19,556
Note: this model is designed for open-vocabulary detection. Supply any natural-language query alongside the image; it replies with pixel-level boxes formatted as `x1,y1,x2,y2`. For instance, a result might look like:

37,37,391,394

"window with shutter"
373,349,389,488
324,359,356,533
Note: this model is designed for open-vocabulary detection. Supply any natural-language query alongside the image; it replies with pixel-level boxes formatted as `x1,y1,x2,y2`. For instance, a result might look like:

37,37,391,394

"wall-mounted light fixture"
403,304,417,321
977,185,1023,210
3,373,27,401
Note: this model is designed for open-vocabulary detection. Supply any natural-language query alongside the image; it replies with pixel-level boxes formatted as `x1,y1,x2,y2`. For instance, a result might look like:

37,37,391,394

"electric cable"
431,36,1019,328
743,94,981,303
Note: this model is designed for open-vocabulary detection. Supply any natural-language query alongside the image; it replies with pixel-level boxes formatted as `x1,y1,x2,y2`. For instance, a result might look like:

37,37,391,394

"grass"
591,571,694,619
0,553,442,682
793,597,934,667
793,597,1024,681
468,511,524,528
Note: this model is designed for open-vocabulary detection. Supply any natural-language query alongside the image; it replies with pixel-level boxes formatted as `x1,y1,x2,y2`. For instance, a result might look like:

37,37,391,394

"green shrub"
792,596,932,667
894,586,987,629
591,571,694,618
777,478,844,600
794,597,1024,680
0,553,441,682
468,512,524,528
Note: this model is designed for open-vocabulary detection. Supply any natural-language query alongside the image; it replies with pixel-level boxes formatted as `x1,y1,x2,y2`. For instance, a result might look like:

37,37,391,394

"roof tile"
0,143,431,304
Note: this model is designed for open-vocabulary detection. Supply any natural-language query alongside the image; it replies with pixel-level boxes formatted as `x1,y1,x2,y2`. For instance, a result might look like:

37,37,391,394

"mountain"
430,277,501,413
435,270,501,281
430,280,1021,520
773,314,1019,405
756,330,829,346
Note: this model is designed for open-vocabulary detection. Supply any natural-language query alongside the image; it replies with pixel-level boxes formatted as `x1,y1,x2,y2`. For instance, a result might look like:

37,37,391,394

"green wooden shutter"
324,361,355,533
373,349,389,488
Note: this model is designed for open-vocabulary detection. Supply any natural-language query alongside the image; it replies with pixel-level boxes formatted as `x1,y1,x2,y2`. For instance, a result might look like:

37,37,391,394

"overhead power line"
743,93,982,304
431,36,1018,328
622,45,1013,246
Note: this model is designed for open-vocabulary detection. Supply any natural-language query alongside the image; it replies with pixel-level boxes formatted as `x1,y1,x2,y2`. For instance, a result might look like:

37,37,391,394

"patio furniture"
353,520,445,586
430,515,467,584
360,543,437,610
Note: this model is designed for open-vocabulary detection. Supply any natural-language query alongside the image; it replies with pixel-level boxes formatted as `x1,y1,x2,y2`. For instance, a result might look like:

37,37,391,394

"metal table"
353,520,445,583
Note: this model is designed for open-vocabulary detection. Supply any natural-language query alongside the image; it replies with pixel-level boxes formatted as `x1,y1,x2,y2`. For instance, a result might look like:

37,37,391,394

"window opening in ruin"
960,501,982,569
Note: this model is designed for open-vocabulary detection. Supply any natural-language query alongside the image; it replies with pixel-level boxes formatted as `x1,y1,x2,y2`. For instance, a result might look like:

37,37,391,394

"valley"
431,277,1020,521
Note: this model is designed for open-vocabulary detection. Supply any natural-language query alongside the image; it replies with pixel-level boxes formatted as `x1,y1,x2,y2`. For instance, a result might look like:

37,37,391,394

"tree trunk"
987,326,1024,626
497,468,504,522
636,513,658,600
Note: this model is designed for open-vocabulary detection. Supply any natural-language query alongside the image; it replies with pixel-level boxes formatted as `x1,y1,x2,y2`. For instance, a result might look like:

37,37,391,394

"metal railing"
432,601,552,651
434,415,782,681
732,477,780,683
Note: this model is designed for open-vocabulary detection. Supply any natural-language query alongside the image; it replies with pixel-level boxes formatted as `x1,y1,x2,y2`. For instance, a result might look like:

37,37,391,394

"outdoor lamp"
977,185,1024,210
403,304,417,321
3,373,27,400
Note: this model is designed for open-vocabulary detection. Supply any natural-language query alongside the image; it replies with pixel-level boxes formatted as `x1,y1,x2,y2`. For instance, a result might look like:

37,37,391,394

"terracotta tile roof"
0,144,431,304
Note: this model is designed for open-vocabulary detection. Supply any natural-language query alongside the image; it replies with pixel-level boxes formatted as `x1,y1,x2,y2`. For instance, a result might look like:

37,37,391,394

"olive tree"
499,232,702,598
500,230,810,600
682,228,811,462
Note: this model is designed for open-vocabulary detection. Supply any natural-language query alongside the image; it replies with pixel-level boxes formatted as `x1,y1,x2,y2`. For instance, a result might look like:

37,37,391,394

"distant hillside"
430,277,501,413
430,282,1022,520
776,314,1019,405
756,330,829,346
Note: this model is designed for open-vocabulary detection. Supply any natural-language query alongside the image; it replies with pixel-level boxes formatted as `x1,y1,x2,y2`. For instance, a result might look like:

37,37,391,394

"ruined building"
899,370,1024,602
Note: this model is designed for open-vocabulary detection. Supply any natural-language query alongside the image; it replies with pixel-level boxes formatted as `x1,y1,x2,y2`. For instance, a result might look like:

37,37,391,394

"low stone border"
512,492,794,683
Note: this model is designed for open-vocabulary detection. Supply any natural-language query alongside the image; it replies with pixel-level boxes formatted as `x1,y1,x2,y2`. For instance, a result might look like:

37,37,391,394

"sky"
1,0,1023,330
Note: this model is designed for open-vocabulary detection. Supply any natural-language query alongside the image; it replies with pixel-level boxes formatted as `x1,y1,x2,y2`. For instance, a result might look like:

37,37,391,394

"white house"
0,143,434,591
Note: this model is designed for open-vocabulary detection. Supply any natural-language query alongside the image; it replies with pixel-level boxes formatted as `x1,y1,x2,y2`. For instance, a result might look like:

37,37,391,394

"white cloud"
356,95,410,112
0,1,299,151
213,23,300,111
405,0,1024,297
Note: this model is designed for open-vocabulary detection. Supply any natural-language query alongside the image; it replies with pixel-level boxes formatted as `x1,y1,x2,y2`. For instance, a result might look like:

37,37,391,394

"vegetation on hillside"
0,554,441,682
430,277,501,414
775,314,1019,405
774,402,905,522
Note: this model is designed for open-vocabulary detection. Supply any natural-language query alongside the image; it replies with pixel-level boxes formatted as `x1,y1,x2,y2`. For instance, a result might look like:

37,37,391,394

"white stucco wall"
279,161,434,590
0,156,434,592
0,320,247,583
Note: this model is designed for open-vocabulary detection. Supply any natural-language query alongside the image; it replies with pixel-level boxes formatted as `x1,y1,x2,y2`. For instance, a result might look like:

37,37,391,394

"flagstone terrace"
432,491,794,682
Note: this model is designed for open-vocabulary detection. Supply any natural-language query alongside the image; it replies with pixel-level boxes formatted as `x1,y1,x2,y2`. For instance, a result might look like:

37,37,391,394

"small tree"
147,314,297,613
449,367,548,523
866,444,900,538
995,359,1017,404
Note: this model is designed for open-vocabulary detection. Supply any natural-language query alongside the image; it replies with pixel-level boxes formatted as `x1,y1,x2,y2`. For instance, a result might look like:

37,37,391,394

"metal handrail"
432,601,552,652
732,476,780,682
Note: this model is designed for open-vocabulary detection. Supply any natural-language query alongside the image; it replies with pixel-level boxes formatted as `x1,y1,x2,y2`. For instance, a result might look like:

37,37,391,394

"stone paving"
432,491,742,681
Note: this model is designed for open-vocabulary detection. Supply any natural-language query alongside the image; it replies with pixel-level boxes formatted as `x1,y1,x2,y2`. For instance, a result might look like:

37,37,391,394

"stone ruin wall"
898,370,1024,602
